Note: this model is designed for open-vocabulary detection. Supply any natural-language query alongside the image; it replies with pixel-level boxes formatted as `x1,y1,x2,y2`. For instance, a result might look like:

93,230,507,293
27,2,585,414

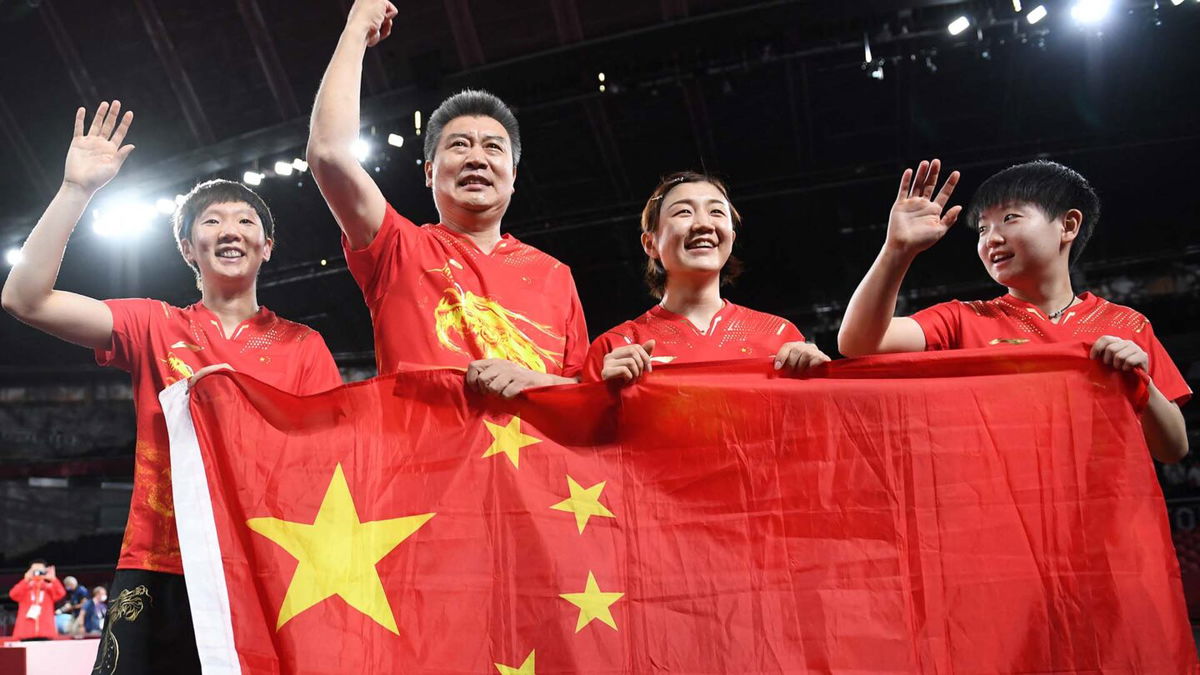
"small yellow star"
550,476,615,534
494,650,536,675
560,571,624,633
246,464,435,634
482,416,541,468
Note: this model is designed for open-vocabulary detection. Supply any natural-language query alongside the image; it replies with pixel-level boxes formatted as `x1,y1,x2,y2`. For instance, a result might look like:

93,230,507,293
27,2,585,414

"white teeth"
217,250,243,258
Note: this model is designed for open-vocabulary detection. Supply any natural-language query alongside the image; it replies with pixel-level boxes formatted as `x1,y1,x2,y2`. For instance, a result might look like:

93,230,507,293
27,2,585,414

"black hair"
172,179,275,286
640,171,743,299
424,89,521,167
966,159,1100,265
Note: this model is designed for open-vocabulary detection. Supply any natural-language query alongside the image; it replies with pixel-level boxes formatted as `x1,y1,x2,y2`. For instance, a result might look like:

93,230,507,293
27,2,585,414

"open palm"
887,159,961,253
63,101,134,194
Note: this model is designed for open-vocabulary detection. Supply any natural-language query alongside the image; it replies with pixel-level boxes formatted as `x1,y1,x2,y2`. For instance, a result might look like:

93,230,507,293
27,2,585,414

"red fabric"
182,344,1194,673
96,299,341,574
8,578,65,640
343,203,589,377
582,301,804,381
912,292,1191,404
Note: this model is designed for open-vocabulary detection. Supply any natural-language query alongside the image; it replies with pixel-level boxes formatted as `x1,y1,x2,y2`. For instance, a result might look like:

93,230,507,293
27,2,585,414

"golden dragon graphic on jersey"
160,351,195,384
429,262,564,373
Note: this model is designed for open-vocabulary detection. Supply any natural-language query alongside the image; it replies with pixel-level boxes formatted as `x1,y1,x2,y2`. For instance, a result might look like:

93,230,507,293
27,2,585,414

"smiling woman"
581,171,830,383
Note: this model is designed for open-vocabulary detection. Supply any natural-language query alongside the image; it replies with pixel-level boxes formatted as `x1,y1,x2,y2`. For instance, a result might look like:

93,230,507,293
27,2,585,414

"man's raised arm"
306,0,396,250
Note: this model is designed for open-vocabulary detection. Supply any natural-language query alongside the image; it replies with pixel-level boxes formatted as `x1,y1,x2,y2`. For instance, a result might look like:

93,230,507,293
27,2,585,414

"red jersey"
343,204,589,377
96,299,343,574
911,292,1191,404
583,301,804,381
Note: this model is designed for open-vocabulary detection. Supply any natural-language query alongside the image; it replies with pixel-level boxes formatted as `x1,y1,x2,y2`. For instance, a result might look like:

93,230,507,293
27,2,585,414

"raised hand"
885,159,962,255
347,0,398,47
63,101,134,195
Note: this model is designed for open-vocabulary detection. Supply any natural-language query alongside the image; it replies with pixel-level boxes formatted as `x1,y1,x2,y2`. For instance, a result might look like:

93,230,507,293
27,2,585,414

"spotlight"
155,198,176,215
92,201,156,238
319,259,328,266
948,16,971,35
292,158,308,173
863,32,873,63
869,65,885,80
243,171,264,186
1170,0,1183,5
1070,0,1111,23
599,84,606,92
387,133,404,148
352,138,371,162
1028,4,1048,22
274,161,294,176
5,247,22,266
414,111,422,136
1012,0,1022,10
598,72,606,82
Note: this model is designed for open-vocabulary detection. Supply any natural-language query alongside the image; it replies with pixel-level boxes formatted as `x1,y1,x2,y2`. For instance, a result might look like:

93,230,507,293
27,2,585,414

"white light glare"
948,16,971,35
1012,0,1022,10
174,194,186,206
5,247,22,266
274,160,294,176
387,133,404,148
1028,4,1048,22
598,72,606,82
292,158,308,173
1070,0,1111,23
1170,0,1183,6
414,111,422,136
352,138,371,162
92,201,157,238
155,198,176,215
863,32,873,63
243,171,264,186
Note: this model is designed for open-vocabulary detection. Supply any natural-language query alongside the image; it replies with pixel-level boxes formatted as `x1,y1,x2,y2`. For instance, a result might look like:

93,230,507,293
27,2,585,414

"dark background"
1,0,1198,628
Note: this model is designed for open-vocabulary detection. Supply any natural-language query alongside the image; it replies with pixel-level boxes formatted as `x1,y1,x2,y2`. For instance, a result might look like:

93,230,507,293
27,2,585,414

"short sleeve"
342,203,418,305
582,329,637,383
559,274,591,379
1140,322,1192,406
95,298,158,372
296,331,344,395
909,301,963,351
780,320,805,343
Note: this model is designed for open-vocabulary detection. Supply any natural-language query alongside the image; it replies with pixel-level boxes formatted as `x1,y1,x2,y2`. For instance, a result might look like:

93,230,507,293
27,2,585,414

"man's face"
94,587,107,603
643,181,736,284
180,201,272,287
975,201,1076,287
29,563,46,576
424,116,516,220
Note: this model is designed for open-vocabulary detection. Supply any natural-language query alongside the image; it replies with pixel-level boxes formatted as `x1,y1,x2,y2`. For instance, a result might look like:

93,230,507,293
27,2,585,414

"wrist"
59,180,98,201
879,241,919,266
341,20,373,45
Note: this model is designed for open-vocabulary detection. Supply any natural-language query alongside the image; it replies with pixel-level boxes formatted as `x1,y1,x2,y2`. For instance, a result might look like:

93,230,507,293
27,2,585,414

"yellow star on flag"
246,463,435,634
560,571,624,633
481,416,541,468
494,650,536,675
550,476,615,534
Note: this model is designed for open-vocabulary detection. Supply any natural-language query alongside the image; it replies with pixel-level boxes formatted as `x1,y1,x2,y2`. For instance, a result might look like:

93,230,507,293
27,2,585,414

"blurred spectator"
8,559,66,640
80,585,107,636
58,575,88,635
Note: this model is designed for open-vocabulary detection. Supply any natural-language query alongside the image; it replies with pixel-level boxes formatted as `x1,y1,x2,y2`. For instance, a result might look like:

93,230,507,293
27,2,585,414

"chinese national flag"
161,344,1196,674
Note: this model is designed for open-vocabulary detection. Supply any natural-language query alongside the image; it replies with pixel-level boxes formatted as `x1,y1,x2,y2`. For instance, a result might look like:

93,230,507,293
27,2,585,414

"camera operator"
8,559,66,640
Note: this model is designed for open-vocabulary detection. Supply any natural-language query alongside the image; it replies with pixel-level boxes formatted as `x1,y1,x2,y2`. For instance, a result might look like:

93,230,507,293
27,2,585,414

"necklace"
1046,295,1076,321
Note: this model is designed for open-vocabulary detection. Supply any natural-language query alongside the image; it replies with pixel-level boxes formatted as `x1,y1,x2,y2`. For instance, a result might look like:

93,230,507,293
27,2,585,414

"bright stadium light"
1012,0,1022,11
353,138,371,162
274,160,294,176
1070,0,1112,23
414,110,422,136
1028,5,1048,23
1170,0,1183,5
5,247,22,266
243,171,264,186
291,158,308,173
174,194,186,205
948,16,971,35
92,201,156,239
155,197,176,215
387,133,404,148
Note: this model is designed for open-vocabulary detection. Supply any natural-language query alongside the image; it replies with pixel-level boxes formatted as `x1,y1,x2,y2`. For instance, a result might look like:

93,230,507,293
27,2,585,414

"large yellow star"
494,650,535,674
559,571,624,633
550,476,616,534
481,416,541,468
246,463,435,634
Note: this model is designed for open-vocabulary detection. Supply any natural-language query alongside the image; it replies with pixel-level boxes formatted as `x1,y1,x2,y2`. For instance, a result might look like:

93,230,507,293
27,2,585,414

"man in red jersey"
584,172,828,382
838,159,1188,463
307,0,588,397
2,102,342,674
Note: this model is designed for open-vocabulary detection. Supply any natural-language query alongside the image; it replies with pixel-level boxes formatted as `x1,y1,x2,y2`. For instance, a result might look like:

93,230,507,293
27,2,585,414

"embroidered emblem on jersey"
160,351,194,383
428,263,564,373
988,338,1031,345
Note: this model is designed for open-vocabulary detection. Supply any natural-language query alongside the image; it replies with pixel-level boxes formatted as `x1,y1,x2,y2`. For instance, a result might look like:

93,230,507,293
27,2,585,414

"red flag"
162,344,1195,674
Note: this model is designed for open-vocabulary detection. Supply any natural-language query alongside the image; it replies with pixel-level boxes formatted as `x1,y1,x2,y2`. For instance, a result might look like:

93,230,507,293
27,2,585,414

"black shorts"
91,569,201,675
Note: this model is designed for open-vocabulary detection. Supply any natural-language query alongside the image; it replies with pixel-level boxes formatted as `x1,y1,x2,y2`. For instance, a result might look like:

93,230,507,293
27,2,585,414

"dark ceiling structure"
1,0,1198,374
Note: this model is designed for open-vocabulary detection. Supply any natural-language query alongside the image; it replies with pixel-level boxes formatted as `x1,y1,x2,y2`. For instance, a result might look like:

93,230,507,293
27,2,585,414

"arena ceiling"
1,0,1197,373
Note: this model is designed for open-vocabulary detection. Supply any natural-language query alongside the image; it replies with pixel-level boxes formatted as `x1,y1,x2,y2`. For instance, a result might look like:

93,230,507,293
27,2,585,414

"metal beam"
133,0,216,146
235,0,301,120
660,0,690,21
0,95,53,197
39,0,99,107
442,0,486,69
